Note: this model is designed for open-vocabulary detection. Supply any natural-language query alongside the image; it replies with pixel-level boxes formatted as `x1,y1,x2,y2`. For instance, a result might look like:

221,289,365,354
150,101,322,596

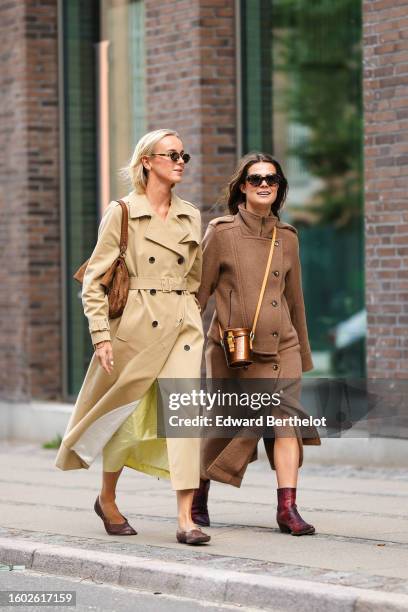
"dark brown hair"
224,152,288,217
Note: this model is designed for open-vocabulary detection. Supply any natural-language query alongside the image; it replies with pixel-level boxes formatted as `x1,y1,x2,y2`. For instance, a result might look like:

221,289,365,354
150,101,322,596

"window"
240,0,365,376
100,0,146,206
62,0,145,397
61,0,100,398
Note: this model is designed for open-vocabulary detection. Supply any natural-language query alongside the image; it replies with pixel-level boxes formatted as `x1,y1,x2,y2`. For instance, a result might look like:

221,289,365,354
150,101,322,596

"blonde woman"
56,129,210,545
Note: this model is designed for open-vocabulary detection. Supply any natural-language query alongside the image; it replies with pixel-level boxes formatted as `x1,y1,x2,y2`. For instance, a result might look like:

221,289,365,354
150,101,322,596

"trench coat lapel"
129,191,198,257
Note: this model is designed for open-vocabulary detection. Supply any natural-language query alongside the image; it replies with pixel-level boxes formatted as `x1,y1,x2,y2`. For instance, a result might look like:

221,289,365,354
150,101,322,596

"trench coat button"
150,289,156,295
149,256,155,264
184,345,190,351
273,270,280,277
152,320,158,327
274,240,280,247
272,364,279,371
177,256,184,264
271,300,278,307
272,331,278,337
176,290,182,295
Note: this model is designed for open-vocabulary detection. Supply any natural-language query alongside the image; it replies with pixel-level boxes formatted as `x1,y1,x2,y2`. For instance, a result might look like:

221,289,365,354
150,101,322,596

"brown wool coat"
197,204,320,486
198,204,313,370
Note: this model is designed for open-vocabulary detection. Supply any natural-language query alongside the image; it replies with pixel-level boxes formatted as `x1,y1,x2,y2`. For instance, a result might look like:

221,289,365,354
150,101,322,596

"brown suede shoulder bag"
73,200,130,320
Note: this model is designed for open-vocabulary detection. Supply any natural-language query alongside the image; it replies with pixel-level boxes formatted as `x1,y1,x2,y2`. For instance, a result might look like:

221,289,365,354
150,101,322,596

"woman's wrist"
94,340,110,350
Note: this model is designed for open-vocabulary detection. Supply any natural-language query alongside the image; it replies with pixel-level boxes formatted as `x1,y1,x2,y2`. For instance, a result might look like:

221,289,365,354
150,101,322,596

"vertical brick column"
364,0,408,378
0,0,61,400
145,0,237,218
0,1,29,400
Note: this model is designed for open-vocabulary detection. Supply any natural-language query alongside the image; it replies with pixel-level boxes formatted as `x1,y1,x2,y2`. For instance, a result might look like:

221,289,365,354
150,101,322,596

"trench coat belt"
128,276,188,292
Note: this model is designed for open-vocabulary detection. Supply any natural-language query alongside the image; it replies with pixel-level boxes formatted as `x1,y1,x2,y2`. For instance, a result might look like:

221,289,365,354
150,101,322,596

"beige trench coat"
55,191,204,490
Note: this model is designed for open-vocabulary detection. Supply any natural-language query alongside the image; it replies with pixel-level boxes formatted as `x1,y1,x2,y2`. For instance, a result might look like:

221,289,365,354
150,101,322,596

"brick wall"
0,0,61,400
363,0,408,378
5,0,404,401
145,0,237,218
0,1,28,400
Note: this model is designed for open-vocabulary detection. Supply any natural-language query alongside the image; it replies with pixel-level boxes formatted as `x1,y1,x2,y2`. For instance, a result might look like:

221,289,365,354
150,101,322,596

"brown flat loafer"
94,496,137,536
176,528,211,545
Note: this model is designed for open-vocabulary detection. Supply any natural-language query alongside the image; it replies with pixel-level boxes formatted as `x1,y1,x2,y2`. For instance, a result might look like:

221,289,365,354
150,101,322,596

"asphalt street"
1,569,269,612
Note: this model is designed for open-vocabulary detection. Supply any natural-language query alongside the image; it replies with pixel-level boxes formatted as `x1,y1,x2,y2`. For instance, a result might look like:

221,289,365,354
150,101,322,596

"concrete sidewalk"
1,441,408,611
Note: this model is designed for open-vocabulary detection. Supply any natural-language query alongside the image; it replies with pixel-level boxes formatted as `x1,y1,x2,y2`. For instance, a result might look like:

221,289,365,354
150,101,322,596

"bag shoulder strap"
250,225,277,347
116,199,129,256
218,225,278,346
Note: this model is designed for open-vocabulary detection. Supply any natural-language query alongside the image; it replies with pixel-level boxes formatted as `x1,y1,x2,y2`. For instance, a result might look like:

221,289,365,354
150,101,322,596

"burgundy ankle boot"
276,487,315,536
192,479,210,527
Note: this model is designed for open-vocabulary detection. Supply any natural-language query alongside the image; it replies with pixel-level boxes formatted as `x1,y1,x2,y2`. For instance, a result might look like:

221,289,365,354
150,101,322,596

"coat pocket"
114,290,142,342
281,295,299,345
282,296,291,321
280,296,293,338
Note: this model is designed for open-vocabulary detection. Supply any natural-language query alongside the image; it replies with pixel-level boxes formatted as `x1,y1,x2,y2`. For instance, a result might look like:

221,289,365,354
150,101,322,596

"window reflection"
100,0,145,206
240,0,365,376
63,0,145,397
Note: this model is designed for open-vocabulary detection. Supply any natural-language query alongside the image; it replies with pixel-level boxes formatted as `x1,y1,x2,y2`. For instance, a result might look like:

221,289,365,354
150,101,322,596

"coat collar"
237,203,278,238
128,190,196,219
127,190,199,257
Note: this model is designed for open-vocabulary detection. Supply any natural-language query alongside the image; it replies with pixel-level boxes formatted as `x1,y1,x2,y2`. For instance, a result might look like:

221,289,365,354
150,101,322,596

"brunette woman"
192,153,320,535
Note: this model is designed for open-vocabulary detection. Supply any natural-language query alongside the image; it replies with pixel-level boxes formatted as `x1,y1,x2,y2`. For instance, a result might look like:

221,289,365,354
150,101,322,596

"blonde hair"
122,128,180,193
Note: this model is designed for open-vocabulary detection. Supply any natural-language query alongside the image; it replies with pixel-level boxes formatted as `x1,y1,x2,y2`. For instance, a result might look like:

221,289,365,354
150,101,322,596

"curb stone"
1,539,408,612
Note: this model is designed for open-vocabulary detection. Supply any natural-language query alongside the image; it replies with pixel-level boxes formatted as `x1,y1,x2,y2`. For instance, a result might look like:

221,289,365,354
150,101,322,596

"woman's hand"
94,340,114,374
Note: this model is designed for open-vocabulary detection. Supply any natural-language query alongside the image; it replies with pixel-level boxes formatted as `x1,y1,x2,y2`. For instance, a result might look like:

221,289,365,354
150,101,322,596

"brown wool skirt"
201,338,321,487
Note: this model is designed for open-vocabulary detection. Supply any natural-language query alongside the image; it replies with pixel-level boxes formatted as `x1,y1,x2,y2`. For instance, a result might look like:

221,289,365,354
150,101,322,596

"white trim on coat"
71,399,141,467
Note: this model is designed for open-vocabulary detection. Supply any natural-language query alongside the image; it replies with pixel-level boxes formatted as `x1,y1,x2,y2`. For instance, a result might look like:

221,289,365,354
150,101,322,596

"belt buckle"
161,278,172,292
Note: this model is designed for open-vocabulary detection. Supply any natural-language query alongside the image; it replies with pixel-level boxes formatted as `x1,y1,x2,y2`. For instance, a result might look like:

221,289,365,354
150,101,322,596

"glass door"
62,0,145,397
62,0,100,398
240,0,365,376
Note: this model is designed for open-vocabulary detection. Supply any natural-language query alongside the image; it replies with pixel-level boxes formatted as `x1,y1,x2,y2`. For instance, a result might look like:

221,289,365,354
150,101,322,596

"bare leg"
99,468,126,524
274,435,299,488
272,404,314,534
274,437,315,535
176,489,196,531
